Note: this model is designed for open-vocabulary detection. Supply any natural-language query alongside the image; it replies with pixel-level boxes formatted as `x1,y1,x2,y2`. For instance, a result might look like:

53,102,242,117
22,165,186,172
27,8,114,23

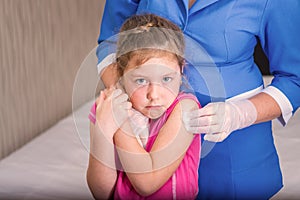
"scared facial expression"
122,56,182,119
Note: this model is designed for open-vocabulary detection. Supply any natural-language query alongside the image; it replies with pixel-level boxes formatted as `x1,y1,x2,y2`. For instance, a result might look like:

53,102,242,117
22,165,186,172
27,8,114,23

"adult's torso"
135,0,267,104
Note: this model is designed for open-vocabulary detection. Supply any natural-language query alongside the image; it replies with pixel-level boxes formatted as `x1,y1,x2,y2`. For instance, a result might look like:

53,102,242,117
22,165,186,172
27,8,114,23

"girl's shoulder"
176,93,201,107
166,93,201,116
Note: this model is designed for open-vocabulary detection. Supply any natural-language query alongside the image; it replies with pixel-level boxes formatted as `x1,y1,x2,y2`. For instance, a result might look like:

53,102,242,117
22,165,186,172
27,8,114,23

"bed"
0,76,299,200
0,100,95,200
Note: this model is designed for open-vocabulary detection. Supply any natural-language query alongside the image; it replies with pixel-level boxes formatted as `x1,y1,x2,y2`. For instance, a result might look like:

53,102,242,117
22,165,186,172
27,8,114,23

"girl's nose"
147,83,160,100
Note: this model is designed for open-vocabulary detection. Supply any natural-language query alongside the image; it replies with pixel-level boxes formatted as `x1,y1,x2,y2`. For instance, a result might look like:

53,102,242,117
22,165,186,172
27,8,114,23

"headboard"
0,0,105,159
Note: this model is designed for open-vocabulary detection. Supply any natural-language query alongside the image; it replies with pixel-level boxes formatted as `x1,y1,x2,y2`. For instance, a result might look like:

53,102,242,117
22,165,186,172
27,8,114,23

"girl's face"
122,56,182,119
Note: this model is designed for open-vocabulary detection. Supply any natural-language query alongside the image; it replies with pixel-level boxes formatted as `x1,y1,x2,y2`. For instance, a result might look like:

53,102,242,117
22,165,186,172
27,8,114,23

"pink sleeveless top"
89,93,201,199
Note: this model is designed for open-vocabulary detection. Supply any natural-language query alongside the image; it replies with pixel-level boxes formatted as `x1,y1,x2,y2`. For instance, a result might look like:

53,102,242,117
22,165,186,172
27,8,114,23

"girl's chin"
146,109,165,119
134,106,166,119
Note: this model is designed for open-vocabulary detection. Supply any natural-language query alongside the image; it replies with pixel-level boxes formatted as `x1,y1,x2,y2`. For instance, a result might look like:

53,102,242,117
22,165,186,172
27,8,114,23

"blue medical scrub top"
97,0,300,199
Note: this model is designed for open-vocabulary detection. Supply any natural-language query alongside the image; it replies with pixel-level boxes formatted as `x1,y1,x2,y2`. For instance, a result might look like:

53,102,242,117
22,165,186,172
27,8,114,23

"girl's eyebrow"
129,71,179,78
163,71,180,76
129,72,147,77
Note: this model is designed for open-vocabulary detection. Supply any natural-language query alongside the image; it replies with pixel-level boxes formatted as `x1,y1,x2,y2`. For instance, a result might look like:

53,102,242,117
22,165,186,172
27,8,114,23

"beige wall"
0,0,105,159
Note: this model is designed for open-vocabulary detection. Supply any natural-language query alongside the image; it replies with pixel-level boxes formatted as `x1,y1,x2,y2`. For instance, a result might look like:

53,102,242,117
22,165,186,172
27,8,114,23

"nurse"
96,0,300,199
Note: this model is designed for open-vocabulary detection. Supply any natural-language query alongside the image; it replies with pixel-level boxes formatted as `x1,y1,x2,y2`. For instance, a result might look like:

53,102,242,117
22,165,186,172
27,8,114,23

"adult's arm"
257,0,300,125
98,0,140,44
96,0,140,87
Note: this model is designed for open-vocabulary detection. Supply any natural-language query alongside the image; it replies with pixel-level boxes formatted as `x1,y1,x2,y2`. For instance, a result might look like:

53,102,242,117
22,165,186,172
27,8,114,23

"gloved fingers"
203,131,228,142
121,101,132,110
112,100,132,112
101,87,126,104
128,109,149,133
182,110,222,134
131,125,149,136
99,89,130,127
114,94,131,108
111,88,123,98
127,109,149,145
186,114,220,127
102,88,130,111
186,102,226,119
184,123,222,134
130,111,148,125
113,98,131,108
186,100,257,142
186,106,215,119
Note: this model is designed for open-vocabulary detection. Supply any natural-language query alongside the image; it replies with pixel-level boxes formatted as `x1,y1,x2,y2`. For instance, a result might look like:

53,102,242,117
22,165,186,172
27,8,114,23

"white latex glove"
183,99,257,142
128,108,149,148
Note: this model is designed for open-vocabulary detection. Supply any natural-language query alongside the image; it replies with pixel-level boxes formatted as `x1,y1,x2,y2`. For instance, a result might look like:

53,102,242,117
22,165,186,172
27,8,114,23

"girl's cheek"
164,81,181,96
130,92,146,112
130,88,146,101
124,82,139,98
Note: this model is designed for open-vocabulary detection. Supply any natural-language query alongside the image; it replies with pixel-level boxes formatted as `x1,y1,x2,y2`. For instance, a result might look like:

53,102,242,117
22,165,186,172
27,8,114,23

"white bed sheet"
0,92,299,199
0,100,94,200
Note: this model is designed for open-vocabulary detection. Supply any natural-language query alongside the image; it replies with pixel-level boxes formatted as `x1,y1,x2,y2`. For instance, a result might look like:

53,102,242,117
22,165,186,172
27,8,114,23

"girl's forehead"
126,56,181,73
126,64,180,78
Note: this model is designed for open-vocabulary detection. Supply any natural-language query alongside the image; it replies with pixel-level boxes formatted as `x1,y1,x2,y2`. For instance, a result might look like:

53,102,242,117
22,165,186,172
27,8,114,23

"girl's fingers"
96,91,105,108
103,86,116,98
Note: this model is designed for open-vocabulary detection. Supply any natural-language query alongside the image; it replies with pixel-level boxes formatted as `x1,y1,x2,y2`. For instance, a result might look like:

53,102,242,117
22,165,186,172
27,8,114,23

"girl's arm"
86,89,132,199
113,99,198,196
86,122,117,200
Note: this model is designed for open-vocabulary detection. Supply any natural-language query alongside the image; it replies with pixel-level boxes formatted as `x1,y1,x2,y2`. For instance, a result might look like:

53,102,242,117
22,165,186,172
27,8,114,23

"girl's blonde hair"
116,14,185,77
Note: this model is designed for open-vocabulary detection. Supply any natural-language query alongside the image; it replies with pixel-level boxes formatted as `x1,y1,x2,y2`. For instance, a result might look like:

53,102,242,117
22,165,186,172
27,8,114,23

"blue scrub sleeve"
96,0,140,66
98,0,140,43
259,0,300,113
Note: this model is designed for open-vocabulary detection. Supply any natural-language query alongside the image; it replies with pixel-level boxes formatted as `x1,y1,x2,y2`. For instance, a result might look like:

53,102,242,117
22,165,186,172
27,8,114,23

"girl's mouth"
146,105,162,110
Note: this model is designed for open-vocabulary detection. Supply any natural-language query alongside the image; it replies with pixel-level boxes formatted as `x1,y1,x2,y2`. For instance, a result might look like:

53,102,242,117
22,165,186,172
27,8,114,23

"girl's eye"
162,77,173,83
135,78,148,85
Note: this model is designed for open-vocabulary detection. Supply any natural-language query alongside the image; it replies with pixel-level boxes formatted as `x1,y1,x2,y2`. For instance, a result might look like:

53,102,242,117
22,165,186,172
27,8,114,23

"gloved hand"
183,99,257,142
128,108,149,148
96,88,132,140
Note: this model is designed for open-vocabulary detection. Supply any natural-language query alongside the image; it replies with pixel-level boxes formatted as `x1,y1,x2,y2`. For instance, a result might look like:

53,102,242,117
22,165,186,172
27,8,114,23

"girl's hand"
183,100,257,142
95,88,132,140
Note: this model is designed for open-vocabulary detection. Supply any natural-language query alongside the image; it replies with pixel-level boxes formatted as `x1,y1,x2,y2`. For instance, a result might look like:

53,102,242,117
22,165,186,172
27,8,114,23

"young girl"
87,14,201,199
